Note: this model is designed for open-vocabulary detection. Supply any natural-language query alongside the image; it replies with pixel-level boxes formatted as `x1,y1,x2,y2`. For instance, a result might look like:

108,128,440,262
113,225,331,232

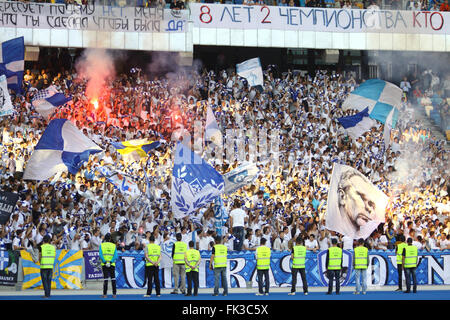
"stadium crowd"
0,51,449,259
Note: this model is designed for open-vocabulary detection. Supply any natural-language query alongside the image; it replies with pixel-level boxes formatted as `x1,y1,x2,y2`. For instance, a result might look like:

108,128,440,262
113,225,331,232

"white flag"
0,75,13,117
325,163,388,239
236,58,264,88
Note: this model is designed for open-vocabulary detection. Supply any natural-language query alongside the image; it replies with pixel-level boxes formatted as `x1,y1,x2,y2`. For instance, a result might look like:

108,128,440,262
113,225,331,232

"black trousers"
291,268,308,293
186,271,199,295
404,267,417,293
327,270,340,294
102,265,117,295
397,264,405,289
257,269,270,294
40,268,53,297
145,266,161,295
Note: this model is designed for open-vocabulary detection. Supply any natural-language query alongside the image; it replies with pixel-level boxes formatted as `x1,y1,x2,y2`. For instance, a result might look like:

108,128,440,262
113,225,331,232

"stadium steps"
413,104,450,149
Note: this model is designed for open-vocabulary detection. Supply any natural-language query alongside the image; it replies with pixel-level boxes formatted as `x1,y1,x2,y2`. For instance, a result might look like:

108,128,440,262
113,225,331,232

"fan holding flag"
31,85,72,119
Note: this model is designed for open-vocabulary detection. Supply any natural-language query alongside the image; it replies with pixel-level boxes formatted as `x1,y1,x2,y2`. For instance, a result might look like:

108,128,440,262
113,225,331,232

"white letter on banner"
121,256,142,288
428,255,450,284
250,264,277,287
228,258,247,288
368,255,388,286
280,254,294,287
199,258,207,288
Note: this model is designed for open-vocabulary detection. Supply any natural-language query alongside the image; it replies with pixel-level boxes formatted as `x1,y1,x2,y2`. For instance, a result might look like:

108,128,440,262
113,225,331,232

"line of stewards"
99,233,118,298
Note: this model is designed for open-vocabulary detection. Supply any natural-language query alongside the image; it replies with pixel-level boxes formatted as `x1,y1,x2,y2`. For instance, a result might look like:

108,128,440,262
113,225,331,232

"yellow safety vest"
327,246,342,270
354,246,368,270
404,245,418,269
292,245,306,269
256,246,271,270
213,244,227,268
396,242,407,265
185,248,201,272
100,242,116,267
40,243,56,269
173,241,187,265
146,243,161,267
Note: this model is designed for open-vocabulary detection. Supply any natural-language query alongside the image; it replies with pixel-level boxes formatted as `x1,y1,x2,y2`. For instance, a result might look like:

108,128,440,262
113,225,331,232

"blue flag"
171,142,224,219
337,107,377,140
342,79,400,127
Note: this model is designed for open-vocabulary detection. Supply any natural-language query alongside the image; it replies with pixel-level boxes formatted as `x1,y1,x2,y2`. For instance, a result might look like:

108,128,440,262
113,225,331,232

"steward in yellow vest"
402,238,418,293
326,238,342,295
100,233,118,298
144,235,161,297
171,233,187,295
185,241,201,296
289,236,308,296
209,236,228,296
395,234,407,292
255,237,271,296
353,238,369,295
39,235,55,298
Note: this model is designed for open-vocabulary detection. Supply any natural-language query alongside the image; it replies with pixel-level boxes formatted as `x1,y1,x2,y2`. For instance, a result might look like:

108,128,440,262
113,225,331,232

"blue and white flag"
104,170,141,204
171,142,224,219
337,107,377,141
23,119,102,181
223,162,259,195
0,250,9,270
205,105,222,146
0,75,13,117
342,79,400,126
213,196,228,237
32,85,72,119
236,57,264,88
0,37,24,94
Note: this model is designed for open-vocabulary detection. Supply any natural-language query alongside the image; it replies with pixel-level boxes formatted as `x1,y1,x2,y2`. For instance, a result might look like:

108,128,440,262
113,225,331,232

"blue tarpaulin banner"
112,249,450,289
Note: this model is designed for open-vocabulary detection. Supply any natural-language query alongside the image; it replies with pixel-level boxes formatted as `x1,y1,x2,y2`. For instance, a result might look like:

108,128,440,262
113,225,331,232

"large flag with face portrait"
325,163,388,240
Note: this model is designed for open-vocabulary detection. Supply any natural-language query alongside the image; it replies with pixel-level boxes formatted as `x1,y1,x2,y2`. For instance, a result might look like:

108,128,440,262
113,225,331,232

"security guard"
255,237,271,296
209,236,228,296
402,238,418,293
171,233,187,294
353,238,369,295
326,238,342,295
144,235,161,297
185,240,201,296
99,233,118,298
289,236,308,296
39,235,56,299
395,235,408,292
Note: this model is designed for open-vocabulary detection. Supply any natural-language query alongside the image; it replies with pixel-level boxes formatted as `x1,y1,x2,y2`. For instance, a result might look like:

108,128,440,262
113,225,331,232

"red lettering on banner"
261,6,271,24
423,11,429,27
430,12,444,31
413,11,421,28
200,5,212,24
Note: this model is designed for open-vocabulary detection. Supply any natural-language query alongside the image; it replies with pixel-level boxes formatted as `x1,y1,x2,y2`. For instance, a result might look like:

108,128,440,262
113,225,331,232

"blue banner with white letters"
112,249,450,289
